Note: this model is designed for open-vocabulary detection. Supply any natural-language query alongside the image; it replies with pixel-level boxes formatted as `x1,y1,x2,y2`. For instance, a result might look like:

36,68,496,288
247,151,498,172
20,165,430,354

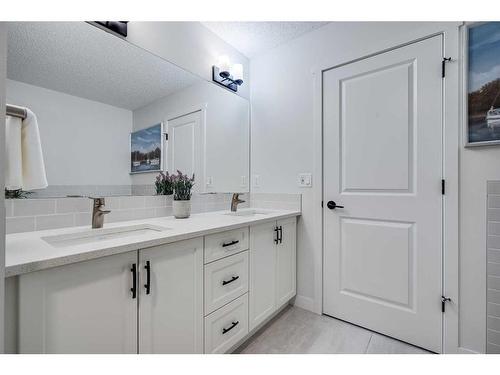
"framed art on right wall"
465,22,500,146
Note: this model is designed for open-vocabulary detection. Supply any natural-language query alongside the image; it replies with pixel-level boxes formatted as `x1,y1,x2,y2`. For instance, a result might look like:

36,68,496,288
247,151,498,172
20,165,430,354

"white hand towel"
5,115,24,190
4,108,48,191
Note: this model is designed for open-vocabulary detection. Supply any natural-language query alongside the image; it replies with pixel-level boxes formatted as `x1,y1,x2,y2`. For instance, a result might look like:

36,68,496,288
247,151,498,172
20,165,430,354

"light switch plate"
206,176,213,186
298,173,312,187
241,175,247,187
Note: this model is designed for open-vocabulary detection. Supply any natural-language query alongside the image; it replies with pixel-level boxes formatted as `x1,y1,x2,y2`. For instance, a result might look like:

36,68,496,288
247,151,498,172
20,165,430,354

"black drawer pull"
222,240,239,248
274,226,279,244
130,263,137,299
278,225,283,244
222,321,239,334
144,260,151,295
222,275,239,286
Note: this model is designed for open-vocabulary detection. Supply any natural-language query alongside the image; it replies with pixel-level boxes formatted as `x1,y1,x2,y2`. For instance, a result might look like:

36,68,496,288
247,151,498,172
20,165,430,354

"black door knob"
327,201,344,209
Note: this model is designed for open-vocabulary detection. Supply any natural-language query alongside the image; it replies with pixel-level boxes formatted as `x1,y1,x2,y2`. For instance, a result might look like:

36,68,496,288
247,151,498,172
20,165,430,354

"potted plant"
172,170,195,219
155,171,174,196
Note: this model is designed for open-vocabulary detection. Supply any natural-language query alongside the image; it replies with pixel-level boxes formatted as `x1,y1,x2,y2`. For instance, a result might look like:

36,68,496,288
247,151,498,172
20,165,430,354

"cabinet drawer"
204,293,249,354
204,227,249,264
204,251,248,314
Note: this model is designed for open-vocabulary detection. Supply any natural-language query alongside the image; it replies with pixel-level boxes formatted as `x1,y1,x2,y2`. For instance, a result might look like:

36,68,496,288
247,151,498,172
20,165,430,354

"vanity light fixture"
212,55,244,92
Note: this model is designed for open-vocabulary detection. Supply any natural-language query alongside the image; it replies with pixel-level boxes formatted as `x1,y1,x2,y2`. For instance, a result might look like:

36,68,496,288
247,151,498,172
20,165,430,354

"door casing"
311,27,460,353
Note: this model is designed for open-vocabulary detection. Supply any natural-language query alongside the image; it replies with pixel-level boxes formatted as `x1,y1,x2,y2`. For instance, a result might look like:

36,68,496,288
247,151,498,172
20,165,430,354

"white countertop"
5,208,300,277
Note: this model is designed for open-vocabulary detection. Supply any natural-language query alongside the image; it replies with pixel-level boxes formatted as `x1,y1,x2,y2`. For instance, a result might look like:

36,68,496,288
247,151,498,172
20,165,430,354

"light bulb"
232,63,243,82
217,55,231,74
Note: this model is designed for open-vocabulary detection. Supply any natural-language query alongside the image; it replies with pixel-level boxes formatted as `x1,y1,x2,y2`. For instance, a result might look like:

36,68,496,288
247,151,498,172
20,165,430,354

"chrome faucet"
231,193,245,212
89,197,111,229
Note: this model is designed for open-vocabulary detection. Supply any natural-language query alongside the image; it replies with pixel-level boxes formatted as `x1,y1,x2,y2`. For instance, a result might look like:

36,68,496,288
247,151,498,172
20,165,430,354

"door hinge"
441,296,451,313
442,57,451,78
441,179,445,195
165,133,168,140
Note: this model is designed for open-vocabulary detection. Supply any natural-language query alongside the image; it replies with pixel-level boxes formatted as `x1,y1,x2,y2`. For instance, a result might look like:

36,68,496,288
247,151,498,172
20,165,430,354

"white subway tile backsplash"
144,195,171,208
4,193,297,234
56,198,92,214
120,196,146,209
489,289,500,304
488,303,500,318
488,263,500,277
488,250,500,264
487,329,500,346
488,316,500,333
13,199,56,217
155,207,173,217
489,276,500,291
489,222,500,236
36,214,75,231
487,341,500,354
6,217,36,234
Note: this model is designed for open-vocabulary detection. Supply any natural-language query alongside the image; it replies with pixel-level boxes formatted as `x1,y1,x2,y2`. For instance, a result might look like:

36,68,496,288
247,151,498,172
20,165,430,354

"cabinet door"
276,217,297,307
249,221,277,331
139,238,203,353
19,251,138,354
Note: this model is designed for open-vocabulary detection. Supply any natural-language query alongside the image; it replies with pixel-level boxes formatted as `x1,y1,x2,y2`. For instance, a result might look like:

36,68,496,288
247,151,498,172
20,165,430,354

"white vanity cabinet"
138,238,203,354
17,238,203,354
18,251,138,354
249,217,297,331
13,214,298,354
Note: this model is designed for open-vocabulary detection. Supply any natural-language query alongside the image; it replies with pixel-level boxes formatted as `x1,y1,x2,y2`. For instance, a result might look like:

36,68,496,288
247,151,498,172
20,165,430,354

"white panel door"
18,251,138,353
323,36,443,352
167,111,203,182
276,217,297,307
249,222,277,331
138,238,203,353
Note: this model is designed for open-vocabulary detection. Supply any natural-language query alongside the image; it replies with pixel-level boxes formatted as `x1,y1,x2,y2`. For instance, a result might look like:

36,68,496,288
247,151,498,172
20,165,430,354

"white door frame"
164,103,207,192
311,26,460,353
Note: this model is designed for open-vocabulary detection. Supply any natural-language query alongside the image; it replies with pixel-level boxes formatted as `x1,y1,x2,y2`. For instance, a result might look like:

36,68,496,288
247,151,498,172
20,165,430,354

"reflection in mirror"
6,22,249,198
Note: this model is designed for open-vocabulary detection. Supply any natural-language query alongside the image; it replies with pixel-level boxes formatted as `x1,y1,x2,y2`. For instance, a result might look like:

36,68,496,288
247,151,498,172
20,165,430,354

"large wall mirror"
6,22,249,198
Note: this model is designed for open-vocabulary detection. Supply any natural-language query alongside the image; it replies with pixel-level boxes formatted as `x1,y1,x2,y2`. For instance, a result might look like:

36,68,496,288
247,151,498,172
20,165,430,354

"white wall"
132,80,249,193
0,23,7,353
126,22,250,100
249,21,490,353
6,79,133,187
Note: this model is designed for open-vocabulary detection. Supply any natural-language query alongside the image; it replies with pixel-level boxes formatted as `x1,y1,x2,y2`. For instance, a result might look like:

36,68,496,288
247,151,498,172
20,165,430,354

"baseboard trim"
293,295,315,312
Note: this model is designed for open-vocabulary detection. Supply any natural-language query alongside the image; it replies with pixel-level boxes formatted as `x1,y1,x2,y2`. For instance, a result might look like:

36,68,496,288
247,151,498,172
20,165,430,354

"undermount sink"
224,209,273,217
42,224,170,248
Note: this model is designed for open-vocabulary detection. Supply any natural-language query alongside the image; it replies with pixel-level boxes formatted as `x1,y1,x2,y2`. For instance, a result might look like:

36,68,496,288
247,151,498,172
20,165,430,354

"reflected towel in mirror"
5,108,48,190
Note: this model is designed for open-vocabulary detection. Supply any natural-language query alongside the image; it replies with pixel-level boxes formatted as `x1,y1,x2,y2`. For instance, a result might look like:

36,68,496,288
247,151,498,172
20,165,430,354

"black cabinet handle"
130,263,137,299
222,321,239,334
144,260,151,295
222,240,239,248
278,226,283,244
222,275,239,286
274,226,279,244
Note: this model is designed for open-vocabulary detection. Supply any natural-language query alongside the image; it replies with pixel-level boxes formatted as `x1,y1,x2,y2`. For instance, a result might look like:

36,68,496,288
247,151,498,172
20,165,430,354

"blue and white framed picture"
466,22,500,146
130,123,164,173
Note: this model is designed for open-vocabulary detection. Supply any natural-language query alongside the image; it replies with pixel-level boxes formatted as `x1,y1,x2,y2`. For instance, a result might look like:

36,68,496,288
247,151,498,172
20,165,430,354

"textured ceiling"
201,22,329,59
7,22,200,110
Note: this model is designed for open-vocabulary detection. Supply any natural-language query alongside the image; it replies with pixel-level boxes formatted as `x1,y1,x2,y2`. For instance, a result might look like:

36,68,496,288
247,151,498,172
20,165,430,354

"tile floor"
235,306,432,354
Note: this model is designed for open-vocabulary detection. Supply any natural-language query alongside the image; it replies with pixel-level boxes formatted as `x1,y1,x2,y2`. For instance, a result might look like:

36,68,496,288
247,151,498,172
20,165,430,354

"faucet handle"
89,197,105,206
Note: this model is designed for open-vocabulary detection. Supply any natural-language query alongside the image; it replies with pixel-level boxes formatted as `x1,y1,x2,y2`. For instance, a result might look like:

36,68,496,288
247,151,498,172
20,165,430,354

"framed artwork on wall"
130,123,164,174
465,22,500,146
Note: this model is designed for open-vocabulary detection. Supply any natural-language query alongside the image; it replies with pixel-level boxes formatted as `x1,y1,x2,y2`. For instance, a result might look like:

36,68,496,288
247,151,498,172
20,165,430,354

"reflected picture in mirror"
6,22,249,198
130,123,163,174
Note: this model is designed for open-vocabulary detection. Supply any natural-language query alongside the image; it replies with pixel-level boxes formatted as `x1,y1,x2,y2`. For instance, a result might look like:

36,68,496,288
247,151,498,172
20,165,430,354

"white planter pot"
173,199,191,219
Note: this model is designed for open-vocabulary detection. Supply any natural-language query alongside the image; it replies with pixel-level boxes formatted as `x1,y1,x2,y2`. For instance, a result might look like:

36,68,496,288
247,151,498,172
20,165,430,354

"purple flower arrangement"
155,171,174,195
172,170,195,201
